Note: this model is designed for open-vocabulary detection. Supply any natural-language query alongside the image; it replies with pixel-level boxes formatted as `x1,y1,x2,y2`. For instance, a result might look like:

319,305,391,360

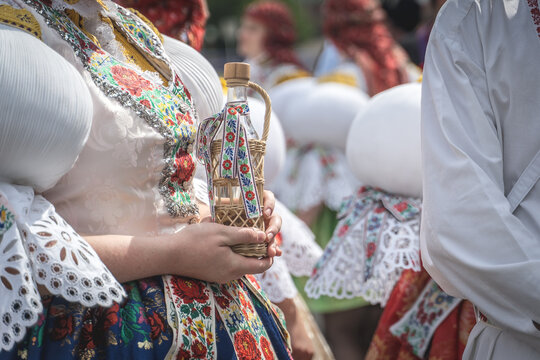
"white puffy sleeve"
162,35,223,121
0,24,125,351
420,15,540,339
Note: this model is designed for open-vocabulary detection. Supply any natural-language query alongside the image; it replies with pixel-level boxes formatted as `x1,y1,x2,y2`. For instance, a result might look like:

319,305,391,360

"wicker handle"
248,81,272,142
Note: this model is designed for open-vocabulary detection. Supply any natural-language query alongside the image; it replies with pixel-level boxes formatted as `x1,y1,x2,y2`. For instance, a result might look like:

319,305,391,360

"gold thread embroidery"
63,0,80,4
317,72,358,87
64,8,100,45
275,70,311,86
0,4,41,39
102,13,168,86
128,7,163,43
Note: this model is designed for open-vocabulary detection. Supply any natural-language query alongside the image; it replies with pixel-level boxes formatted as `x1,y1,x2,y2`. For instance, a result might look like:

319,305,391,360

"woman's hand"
168,222,275,283
262,190,282,257
85,190,283,284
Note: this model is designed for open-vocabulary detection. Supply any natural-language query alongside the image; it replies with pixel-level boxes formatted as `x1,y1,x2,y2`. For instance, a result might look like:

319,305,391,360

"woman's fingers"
262,190,275,217
222,226,266,246
234,254,273,275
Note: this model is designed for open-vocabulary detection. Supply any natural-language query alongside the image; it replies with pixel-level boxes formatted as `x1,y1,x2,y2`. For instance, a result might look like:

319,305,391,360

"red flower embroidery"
50,309,74,341
245,191,256,201
177,349,191,359
191,340,208,359
228,107,238,115
394,202,408,213
239,137,245,148
337,224,349,237
111,65,153,97
171,278,209,304
176,111,193,125
226,132,236,143
139,99,152,109
171,149,195,185
374,206,386,214
223,160,233,171
202,305,212,317
234,330,261,360
215,295,230,309
260,336,274,360
148,312,166,340
366,242,377,258
79,319,96,350
240,164,250,174
235,105,244,114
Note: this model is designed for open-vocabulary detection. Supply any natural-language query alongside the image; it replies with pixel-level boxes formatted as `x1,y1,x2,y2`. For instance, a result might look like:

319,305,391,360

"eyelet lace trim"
0,184,125,352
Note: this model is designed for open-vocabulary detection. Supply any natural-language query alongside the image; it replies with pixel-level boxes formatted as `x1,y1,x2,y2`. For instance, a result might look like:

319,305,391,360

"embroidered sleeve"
305,187,421,306
0,3,41,39
0,184,125,352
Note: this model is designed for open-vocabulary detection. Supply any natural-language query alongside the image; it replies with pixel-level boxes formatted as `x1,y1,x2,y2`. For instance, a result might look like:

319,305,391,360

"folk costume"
0,1,292,359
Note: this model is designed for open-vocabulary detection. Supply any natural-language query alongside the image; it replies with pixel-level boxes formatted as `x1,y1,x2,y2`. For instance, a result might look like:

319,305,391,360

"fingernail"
265,208,272,216
267,232,274,241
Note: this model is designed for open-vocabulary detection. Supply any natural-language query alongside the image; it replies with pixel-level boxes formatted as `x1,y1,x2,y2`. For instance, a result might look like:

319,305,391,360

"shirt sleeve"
420,21,540,337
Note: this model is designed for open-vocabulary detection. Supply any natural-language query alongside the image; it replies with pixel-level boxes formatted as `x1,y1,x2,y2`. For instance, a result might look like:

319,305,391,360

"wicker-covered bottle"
206,62,272,257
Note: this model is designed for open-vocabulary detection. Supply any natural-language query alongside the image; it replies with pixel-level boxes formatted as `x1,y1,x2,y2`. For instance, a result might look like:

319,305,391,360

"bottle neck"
226,86,247,103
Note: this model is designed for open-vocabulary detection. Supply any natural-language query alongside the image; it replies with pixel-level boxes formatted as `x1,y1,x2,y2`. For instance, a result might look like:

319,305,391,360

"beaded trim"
23,0,199,218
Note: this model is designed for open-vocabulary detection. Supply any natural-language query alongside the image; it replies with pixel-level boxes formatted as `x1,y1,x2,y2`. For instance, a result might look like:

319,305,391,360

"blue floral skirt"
1,276,292,359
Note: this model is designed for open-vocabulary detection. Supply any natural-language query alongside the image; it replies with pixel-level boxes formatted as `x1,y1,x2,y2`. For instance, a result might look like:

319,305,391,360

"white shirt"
421,0,540,358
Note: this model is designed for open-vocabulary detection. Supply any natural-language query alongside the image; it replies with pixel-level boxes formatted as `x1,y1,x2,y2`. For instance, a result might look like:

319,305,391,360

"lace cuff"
0,184,125,351
254,256,298,303
305,187,421,306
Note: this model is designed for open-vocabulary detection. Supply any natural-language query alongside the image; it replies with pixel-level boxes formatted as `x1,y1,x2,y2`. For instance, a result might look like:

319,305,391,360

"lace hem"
254,257,298,303
276,201,322,277
0,183,125,351
305,187,421,306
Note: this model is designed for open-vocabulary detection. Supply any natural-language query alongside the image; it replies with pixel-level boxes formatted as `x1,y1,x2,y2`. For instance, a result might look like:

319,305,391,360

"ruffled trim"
275,201,322,277
305,187,421,306
0,183,125,352
269,146,359,212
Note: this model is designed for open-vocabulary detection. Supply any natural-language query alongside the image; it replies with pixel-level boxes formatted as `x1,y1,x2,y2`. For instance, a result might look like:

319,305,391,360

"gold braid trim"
128,7,163,43
274,70,311,86
317,72,357,87
0,4,41,39
64,8,100,45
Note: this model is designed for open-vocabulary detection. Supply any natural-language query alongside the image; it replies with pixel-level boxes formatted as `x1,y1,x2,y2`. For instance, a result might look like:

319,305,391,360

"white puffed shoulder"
0,24,93,192
246,96,286,186
346,83,422,198
271,79,368,150
163,35,223,121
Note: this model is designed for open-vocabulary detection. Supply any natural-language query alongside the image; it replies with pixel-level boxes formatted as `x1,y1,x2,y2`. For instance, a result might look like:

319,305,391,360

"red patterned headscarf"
115,0,208,51
244,1,303,68
323,0,409,96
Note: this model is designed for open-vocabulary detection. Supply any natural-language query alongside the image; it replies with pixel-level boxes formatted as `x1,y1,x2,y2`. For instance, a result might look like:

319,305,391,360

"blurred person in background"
317,0,420,96
236,0,309,90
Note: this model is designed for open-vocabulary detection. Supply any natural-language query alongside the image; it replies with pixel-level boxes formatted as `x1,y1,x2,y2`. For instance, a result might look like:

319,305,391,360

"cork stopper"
224,62,250,87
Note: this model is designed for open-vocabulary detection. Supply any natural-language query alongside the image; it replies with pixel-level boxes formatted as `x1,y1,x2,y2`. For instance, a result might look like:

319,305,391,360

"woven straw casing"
210,139,267,257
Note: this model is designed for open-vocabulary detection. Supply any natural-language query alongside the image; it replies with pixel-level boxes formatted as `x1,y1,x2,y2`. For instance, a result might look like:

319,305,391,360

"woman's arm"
85,191,282,283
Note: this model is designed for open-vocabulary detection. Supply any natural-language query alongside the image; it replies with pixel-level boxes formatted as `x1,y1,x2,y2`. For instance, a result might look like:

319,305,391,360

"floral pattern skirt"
1,276,292,360
365,269,476,360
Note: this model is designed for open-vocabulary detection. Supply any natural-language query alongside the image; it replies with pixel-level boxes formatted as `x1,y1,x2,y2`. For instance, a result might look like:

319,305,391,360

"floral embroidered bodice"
0,1,291,357
9,0,203,236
